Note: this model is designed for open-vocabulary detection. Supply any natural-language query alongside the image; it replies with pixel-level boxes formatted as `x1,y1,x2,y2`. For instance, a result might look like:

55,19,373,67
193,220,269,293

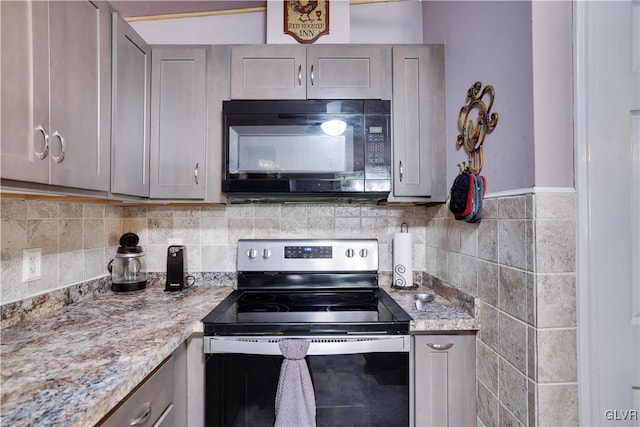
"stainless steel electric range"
202,239,412,427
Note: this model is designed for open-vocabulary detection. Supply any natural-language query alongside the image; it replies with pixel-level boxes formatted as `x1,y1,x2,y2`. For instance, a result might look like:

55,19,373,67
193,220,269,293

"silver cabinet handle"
399,161,403,182
129,401,152,426
194,163,199,185
427,343,454,351
298,64,302,86
310,64,315,86
51,131,65,163
34,125,49,160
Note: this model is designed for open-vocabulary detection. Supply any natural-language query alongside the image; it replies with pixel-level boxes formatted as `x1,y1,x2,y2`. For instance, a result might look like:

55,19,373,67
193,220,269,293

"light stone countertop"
0,281,476,427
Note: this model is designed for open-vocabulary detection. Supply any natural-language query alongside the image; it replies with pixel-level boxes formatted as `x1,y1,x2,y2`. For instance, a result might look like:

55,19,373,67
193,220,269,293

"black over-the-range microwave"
222,99,391,201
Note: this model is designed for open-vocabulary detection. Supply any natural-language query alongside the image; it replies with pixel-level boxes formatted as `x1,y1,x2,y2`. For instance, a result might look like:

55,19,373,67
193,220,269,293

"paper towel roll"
393,232,413,288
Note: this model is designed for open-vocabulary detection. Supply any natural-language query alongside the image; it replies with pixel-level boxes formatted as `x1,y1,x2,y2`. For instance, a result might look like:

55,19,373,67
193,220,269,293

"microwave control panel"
364,115,391,182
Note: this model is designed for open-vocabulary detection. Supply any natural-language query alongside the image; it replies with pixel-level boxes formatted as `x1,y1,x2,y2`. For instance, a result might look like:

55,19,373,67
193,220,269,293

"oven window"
205,352,409,427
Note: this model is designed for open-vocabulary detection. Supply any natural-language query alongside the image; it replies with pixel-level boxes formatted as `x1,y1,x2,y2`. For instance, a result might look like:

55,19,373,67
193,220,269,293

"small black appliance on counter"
165,245,187,291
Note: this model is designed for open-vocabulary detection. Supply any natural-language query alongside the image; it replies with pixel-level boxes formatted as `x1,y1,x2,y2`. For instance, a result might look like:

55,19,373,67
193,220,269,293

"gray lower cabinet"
172,334,205,426
412,333,477,427
0,0,111,192
230,45,389,99
390,45,446,202
110,13,151,198
150,46,208,200
100,356,174,427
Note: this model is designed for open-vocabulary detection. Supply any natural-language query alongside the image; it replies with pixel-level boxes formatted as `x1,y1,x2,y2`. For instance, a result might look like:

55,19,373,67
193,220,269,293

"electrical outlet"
23,248,41,282
167,238,183,246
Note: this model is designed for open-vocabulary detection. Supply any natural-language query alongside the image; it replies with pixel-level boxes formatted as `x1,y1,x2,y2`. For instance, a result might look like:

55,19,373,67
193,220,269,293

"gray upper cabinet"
1,1,111,191
230,45,388,100
413,333,476,426
390,45,446,201
150,46,208,199
110,13,151,198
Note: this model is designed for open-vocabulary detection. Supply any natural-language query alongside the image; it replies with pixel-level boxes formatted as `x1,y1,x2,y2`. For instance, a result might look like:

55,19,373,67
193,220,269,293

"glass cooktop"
203,288,411,336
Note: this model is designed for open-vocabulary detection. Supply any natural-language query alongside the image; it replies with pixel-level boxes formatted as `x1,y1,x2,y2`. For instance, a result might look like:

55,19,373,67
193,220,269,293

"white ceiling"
108,1,266,18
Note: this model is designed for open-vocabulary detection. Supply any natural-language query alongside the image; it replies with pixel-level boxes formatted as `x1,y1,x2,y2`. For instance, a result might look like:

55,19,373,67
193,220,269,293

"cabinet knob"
262,248,272,259
345,248,355,258
359,248,368,258
34,125,49,160
247,248,258,259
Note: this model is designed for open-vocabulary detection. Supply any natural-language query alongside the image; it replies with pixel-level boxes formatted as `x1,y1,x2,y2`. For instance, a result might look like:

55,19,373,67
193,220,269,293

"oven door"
204,335,410,427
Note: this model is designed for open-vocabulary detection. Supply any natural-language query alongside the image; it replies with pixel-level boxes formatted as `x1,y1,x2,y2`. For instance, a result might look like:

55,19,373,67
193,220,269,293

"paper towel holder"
392,222,418,290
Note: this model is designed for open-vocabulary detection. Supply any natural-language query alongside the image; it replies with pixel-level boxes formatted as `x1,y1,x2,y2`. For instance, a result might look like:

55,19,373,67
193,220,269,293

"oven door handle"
205,335,410,355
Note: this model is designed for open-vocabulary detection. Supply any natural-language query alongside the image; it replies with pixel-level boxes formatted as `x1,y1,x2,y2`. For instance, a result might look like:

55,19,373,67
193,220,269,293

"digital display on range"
284,246,332,259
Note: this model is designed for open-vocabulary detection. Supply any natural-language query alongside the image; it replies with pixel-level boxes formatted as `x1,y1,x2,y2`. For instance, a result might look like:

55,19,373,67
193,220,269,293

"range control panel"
237,239,378,272
284,246,333,259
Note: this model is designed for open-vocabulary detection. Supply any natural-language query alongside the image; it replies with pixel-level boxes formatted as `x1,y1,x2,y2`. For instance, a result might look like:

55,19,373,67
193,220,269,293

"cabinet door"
48,1,111,191
150,47,207,199
111,13,151,197
230,45,306,99
307,45,386,99
392,45,445,200
0,1,50,183
413,334,476,427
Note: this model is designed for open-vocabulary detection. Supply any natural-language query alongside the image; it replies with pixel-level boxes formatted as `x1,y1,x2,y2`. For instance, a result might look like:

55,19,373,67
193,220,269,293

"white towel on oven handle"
275,339,316,427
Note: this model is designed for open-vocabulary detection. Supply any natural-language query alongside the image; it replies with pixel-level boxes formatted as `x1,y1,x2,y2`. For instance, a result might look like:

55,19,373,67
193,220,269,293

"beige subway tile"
477,300,499,352
499,358,529,424
477,380,500,427
58,219,83,252
459,255,478,297
254,218,281,239
1,219,27,261
27,219,58,255
58,250,83,286
173,206,202,218
535,192,576,220
147,218,174,245
499,312,528,374
536,274,576,328
535,219,576,273
83,219,106,250
27,200,58,219
478,219,498,263
499,196,526,219
83,203,105,219
59,202,83,218
253,204,281,218
499,219,528,270
478,260,499,307
201,245,228,271
537,328,577,383
1,259,26,302
537,383,579,426
499,266,528,322
1,198,26,220
478,340,499,394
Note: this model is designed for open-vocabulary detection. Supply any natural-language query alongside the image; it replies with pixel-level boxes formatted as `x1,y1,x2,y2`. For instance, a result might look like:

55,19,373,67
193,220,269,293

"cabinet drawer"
100,356,174,427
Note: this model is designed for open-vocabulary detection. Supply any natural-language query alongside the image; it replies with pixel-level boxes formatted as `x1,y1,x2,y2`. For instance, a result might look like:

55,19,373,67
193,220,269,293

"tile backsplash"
1,199,425,305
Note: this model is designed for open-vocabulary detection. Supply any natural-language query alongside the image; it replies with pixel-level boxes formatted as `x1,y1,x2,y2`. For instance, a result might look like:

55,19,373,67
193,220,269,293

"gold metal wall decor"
456,82,499,172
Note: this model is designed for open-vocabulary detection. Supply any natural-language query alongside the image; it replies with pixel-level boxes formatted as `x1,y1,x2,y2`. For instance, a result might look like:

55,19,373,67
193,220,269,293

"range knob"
262,248,272,259
359,248,368,258
345,248,355,258
247,248,258,259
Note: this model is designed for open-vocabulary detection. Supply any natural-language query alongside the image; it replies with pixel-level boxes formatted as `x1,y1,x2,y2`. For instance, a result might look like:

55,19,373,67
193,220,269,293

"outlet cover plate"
23,248,41,282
